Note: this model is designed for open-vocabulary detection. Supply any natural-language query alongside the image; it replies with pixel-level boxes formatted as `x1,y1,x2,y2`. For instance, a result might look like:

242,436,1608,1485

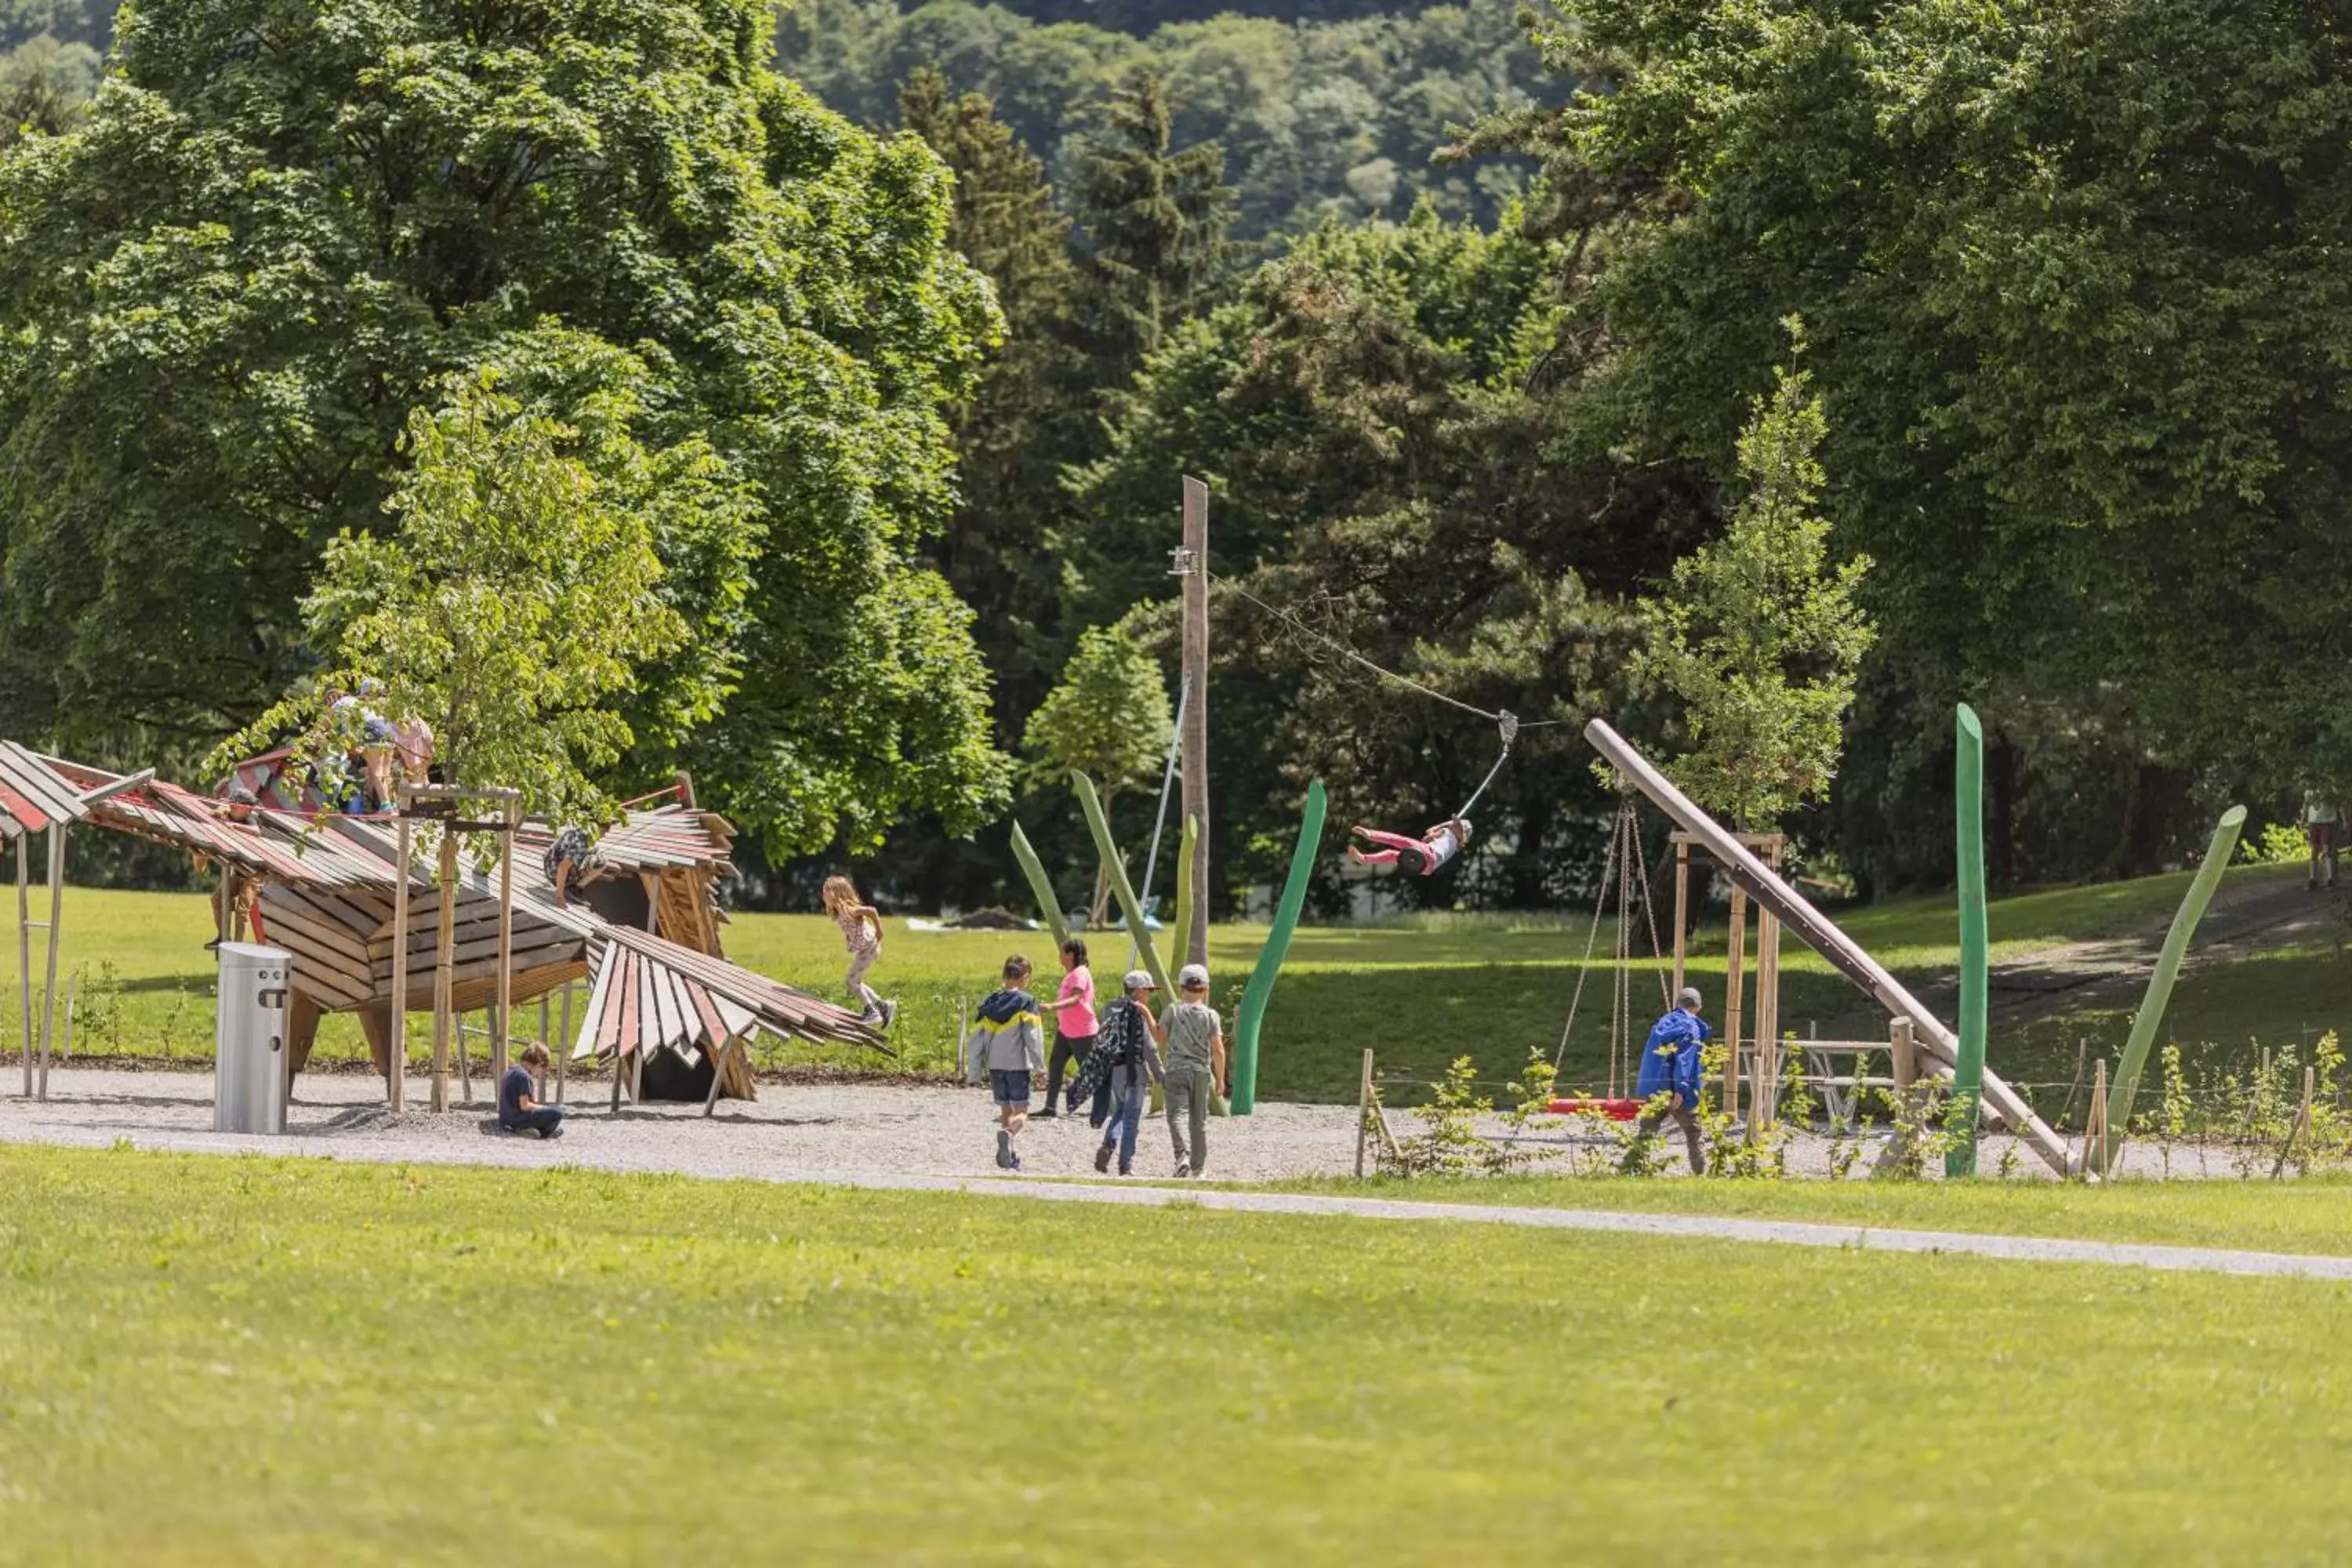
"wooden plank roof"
572,923,882,1062
0,743,94,838
0,741,875,1059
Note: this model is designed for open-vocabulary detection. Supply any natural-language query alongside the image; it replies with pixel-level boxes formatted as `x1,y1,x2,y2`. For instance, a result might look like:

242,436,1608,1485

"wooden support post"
702,1037,733,1118
389,809,411,1111
453,1010,474,1105
430,829,458,1112
1724,888,1746,1129
556,982,571,1106
611,1047,624,1111
1356,1047,1374,1179
1180,474,1210,970
536,991,550,1101
16,833,29,1098
493,797,517,1087
1670,840,1690,998
2082,1058,2109,1177
37,826,64,1104
2273,1065,2318,1181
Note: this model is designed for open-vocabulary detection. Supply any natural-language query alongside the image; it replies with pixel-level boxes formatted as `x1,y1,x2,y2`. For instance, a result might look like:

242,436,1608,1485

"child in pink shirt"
1037,937,1098,1120
1348,817,1472,877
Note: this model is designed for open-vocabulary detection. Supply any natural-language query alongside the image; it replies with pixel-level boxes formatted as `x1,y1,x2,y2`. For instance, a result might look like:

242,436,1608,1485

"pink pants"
1352,826,1458,876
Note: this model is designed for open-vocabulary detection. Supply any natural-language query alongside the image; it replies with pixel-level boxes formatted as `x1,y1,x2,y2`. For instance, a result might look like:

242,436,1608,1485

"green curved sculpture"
2095,804,2245,1174
1232,780,1325,1115
1008,821,1070,952
1071,771,1171,997
1949,704,1989,1177
1170,814,1199,990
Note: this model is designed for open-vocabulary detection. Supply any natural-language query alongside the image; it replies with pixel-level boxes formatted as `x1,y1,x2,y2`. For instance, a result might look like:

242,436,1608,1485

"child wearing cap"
967,954,1046,1171
1160,964,1226,1178
1080,969,1166,1175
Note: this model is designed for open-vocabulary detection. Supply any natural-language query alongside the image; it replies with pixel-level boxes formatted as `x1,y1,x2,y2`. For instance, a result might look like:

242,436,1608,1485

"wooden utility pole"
1180,474,1210,970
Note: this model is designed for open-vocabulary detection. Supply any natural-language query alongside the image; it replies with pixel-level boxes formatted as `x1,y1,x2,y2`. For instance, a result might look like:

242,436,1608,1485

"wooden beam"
1590,717,2074,1176
389,813,410,1109
494,795,517,1086
431,829,458,1112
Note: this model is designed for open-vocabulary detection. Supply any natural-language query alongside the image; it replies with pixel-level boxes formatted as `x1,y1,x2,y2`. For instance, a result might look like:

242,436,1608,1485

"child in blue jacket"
1628,986,1710,1174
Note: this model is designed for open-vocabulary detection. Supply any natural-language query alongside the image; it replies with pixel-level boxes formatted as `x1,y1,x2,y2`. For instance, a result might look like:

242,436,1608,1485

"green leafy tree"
1468,0,2352,886
0,0,1004,856
345,372,682,812
1071,209,1684,909
1021,620,1171,918
1068,67,1236,378
1638,339,1874,831
898,67,1086,735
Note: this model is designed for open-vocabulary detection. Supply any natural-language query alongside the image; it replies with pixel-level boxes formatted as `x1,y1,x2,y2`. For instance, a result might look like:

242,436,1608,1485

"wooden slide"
1585,719,2075,1177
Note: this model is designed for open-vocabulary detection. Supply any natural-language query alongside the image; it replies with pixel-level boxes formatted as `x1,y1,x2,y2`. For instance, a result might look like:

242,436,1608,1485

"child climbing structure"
1584,717,2078,1176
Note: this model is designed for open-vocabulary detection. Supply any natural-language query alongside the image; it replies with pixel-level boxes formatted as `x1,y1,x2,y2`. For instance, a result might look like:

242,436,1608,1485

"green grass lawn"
7,1145,2352,1563
1258,1170,2352,1256
4,865,2346,1112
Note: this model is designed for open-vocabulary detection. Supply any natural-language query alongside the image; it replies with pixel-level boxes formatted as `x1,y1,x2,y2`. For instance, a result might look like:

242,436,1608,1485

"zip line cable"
1207,572,1569,732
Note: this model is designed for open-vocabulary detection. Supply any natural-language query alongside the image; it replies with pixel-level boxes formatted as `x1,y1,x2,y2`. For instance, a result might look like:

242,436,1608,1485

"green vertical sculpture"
2095,805,2245,1174
1008,822,1070,952
1949,703,1989,1177
1170,815,1199,989
1071,771,1172,997
1232,780,1325,1115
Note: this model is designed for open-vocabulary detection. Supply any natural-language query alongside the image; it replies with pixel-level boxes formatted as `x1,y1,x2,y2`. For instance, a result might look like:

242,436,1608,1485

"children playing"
967,955,1046,1171
1160,963,1227,1178
822,875,896,1030
1083,969,1164,1175
1036,937,1096,1120
499,1043,564,1138
1348,817,1472,877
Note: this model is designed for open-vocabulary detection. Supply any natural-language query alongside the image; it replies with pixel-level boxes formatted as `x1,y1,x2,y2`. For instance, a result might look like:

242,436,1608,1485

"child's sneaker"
1117,1163,1132,1177
1174,1157,1190,1178
1094,1145,1112,1174
1007,1149,1022,1171
996,1130,1011,1169
878,999,898,1030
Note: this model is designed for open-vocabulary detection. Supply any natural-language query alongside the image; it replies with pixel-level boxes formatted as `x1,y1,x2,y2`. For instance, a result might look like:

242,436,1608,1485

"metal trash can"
215,942,291,1135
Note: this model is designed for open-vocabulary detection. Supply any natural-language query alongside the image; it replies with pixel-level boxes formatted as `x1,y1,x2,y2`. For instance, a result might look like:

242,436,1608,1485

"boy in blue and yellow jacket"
967,955,1046,1171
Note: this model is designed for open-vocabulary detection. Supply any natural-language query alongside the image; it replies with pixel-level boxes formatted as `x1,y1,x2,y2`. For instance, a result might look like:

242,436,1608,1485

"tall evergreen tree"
898,67,1083,736
1067,67,1236,389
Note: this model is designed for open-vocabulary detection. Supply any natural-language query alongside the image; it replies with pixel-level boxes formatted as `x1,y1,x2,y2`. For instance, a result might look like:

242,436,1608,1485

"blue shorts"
989,1069,1032,1108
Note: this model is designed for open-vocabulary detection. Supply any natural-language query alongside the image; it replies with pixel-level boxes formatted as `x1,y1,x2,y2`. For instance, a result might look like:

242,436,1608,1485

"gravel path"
0,1066,1375,1183
0,1068,2337,1279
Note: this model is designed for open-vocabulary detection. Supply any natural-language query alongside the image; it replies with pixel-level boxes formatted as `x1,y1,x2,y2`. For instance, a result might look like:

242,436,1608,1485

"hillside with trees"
3,0,2343,916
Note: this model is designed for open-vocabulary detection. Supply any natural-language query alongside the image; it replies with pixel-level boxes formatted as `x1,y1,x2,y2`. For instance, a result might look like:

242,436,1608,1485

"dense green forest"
776,0,1556,239
4,0,2343,916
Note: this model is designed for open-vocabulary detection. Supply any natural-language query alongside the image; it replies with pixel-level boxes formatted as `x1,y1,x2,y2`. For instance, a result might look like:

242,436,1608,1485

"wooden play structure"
0,745,879,1110
1586,717,2076,1174
1668,828,1787,1130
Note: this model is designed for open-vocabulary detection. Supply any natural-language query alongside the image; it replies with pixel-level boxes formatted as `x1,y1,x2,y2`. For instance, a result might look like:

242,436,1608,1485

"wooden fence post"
1356,1047,1374,1179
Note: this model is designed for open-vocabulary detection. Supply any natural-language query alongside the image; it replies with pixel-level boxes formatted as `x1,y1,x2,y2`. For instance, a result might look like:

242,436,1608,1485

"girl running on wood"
822,875,896,1029
1347,817,1472,877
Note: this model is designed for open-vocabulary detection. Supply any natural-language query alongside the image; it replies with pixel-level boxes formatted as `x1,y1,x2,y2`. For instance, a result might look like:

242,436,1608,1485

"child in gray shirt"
1160,964,1226,1178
